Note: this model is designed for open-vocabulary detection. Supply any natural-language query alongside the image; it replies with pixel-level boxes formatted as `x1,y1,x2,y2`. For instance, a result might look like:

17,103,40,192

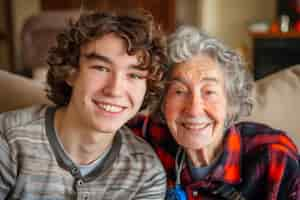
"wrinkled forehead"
168,54,225,84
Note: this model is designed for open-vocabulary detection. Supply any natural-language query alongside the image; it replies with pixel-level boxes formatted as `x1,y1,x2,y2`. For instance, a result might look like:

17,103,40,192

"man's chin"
94,124,122,134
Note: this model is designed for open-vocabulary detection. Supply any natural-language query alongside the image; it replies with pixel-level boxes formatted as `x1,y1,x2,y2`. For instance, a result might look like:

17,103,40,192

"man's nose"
102,73,124,96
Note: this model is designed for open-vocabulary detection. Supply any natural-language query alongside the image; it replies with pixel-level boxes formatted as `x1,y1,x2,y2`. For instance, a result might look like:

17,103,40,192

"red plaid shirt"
128,115,300,200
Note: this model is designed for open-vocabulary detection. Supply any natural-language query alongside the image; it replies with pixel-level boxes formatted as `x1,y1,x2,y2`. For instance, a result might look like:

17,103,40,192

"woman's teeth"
182,123,209,130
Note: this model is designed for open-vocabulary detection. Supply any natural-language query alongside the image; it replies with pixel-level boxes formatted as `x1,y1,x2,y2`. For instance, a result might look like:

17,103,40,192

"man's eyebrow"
82,52,113,65
130,65,148,71
82,52,147,71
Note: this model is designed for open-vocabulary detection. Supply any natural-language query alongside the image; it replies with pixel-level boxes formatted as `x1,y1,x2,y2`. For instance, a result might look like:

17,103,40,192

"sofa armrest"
0,70,51,113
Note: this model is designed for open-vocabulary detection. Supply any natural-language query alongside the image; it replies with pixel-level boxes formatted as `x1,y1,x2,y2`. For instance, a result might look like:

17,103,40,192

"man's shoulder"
0,105,48,133
120,126,157,155
119,126,164,167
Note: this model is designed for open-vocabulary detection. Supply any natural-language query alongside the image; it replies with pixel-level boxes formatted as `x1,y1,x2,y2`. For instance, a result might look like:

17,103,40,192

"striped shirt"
0,105,166,200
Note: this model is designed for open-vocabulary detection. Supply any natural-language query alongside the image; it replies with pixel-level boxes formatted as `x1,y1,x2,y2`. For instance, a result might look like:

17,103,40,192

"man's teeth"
99,104,123,112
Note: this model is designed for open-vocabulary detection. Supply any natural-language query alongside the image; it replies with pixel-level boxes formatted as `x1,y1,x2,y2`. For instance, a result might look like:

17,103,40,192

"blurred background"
1,0,300,79
1,0,300,146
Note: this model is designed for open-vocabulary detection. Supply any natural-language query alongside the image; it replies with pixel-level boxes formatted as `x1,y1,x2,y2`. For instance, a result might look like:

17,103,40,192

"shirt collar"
181,125,242,185
211,126,242,184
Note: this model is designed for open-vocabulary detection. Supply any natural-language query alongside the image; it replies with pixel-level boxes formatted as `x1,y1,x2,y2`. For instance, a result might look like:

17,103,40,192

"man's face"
163,54,227,151
67,33,148,134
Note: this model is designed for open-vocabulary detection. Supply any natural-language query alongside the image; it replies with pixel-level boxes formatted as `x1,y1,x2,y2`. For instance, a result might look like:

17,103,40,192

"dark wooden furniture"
40,0,175,33
0,0,15,72
250,31,300,80
21,11,80,77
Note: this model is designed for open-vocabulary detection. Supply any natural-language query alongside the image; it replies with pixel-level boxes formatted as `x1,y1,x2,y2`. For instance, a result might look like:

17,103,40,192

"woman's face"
163,54,227,151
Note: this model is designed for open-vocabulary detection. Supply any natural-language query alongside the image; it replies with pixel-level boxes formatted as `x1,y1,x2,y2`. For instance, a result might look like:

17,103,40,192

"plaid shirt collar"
135,115,244,186
129,115,300,199
180,126,242,186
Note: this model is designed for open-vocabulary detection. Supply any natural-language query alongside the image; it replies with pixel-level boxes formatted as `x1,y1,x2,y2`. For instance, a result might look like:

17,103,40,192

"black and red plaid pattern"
128,115,300,200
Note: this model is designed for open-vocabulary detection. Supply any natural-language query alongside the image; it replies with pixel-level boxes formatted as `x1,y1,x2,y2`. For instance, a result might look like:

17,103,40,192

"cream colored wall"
199,0,276,48
1,0,277,71
176,0,199,26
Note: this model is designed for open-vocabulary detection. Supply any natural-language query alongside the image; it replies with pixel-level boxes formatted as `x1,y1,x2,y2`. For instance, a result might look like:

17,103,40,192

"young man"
0,11,167,199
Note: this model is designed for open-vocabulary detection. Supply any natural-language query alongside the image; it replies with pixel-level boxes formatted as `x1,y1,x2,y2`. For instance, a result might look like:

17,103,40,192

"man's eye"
128,73,146,80
92,66,110,72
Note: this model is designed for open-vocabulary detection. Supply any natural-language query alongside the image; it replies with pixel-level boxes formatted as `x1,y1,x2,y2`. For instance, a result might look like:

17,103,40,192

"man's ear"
65,69,78,87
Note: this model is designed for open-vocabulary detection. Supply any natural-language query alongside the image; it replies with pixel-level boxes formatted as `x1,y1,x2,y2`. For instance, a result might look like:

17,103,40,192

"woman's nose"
184,93,205,117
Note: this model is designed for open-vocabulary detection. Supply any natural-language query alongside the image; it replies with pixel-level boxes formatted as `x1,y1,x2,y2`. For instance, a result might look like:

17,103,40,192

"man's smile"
93,100,126,113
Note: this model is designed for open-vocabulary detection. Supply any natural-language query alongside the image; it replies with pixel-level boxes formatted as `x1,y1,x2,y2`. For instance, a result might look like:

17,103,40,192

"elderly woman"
130,25,300,200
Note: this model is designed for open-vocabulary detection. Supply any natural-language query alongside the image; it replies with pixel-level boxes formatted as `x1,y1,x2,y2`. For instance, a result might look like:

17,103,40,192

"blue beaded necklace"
166,147,187,200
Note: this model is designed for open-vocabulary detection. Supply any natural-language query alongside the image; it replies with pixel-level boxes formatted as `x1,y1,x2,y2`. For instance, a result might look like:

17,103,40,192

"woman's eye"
203,89,218,98
206,90,216,95
170,87,187,96
168,83,188,96
175,90,185,95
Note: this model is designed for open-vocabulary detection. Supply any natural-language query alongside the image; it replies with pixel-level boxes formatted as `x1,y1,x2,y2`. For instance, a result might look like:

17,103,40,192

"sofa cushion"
0,70,51,113
241,65,300,147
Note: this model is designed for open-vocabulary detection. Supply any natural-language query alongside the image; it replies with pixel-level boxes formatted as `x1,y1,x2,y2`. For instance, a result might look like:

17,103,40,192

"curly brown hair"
47,10,167,109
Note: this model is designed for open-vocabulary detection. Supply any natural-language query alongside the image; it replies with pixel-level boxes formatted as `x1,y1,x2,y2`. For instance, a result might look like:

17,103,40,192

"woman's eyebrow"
169,76,219,84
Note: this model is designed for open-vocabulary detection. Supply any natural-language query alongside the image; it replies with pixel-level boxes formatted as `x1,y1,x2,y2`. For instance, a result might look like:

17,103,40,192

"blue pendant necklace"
166,147,187,200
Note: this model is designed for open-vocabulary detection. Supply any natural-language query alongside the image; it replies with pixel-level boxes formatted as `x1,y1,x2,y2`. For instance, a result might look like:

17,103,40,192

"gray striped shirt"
0,105,166,200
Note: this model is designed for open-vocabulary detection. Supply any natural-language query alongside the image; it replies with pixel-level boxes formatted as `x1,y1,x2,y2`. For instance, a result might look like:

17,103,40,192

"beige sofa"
241,65,300,147
0,70,50,113
0,66,299,146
